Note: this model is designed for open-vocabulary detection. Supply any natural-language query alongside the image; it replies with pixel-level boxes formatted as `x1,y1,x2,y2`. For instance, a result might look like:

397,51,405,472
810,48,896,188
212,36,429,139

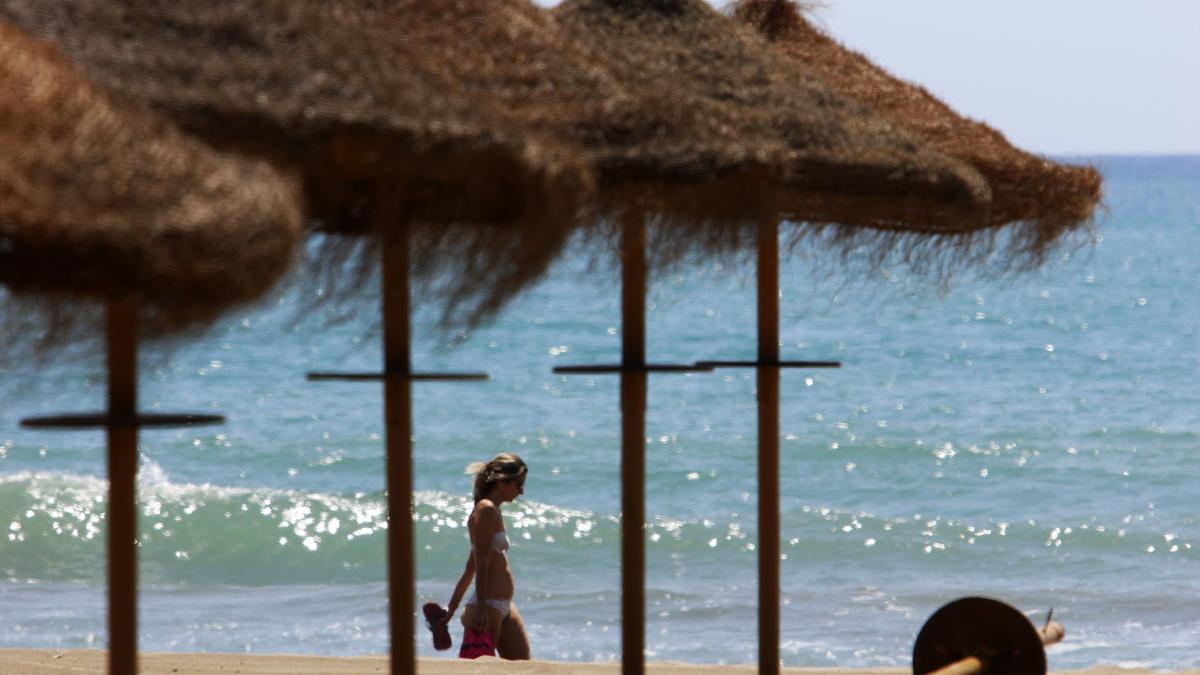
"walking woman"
440,453,530,659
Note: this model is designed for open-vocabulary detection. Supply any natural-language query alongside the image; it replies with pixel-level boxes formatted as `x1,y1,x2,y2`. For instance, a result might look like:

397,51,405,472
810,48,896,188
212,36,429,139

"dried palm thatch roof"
316,0,784,324
554,0,995,245
355,0,792,229
0,0,591,325
0,0,583,229
0,20,303,355
732,0,1102,266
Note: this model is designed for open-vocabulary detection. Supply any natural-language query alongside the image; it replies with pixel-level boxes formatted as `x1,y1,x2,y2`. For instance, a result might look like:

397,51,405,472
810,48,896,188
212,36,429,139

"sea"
0,155,1196,670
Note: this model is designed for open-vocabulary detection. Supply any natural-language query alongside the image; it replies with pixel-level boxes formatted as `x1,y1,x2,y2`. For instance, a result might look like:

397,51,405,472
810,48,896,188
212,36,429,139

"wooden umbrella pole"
382,229,415,675
106,298,139,675
620,212,648,675
756,221,781,675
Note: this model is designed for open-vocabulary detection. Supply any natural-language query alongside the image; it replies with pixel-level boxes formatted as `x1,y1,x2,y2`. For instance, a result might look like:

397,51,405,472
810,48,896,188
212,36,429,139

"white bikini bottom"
467,593,511,618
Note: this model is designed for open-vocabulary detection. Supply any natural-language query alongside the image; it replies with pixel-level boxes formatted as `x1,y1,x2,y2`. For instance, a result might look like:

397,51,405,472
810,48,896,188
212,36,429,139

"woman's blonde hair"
465,453,527,502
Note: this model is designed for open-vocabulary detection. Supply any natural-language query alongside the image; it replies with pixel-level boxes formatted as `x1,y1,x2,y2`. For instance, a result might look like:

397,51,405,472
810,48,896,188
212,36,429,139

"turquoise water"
0,156,1196,668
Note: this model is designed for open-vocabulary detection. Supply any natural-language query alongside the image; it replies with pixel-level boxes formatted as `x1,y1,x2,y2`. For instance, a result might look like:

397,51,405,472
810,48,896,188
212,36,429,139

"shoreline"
1,650,1196,675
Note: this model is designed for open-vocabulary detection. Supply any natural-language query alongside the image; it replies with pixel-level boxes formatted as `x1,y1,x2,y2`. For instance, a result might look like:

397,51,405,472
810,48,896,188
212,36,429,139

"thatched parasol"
732,0,1102,262
0,18,302,345
701,4,1101,670
0,20,303,675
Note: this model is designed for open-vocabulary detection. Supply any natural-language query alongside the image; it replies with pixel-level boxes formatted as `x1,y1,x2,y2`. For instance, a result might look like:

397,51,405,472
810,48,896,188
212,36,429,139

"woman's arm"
446,551,475,619
471,500,500,606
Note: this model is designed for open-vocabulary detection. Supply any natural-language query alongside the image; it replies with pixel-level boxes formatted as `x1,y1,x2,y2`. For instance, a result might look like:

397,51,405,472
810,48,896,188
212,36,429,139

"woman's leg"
496,602,530,660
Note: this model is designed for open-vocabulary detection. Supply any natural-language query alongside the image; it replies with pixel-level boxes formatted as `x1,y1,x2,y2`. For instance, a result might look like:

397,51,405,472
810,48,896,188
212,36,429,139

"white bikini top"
476,531,509,555
472,528,511,554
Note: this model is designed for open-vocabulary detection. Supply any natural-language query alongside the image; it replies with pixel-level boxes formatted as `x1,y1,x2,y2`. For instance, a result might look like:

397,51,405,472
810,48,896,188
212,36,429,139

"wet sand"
1,650,1196,675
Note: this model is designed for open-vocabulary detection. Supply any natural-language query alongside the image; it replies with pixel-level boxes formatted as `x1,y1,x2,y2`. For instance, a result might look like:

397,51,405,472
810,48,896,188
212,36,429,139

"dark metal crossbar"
694,359,841,369
20,412,224,429
306,371,488,382
553,363,713,374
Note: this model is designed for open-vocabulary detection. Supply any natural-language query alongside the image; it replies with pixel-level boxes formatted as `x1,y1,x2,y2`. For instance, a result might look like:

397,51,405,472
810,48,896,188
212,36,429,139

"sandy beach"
1,651,1196,675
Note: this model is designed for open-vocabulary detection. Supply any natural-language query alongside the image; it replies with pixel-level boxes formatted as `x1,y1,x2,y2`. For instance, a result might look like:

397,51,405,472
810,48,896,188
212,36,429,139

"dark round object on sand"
912,597,1045,675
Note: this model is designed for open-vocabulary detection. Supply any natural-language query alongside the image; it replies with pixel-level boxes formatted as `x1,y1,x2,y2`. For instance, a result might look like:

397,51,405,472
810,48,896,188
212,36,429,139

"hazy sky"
816,1,1198,155
536,1,1199,155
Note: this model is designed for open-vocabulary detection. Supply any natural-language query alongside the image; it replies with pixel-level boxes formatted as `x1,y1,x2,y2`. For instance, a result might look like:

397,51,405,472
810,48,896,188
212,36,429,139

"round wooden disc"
913,597,1045,675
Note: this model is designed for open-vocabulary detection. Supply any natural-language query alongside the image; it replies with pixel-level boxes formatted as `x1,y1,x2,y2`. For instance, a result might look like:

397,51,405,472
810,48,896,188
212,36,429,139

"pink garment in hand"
458,628,496,659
